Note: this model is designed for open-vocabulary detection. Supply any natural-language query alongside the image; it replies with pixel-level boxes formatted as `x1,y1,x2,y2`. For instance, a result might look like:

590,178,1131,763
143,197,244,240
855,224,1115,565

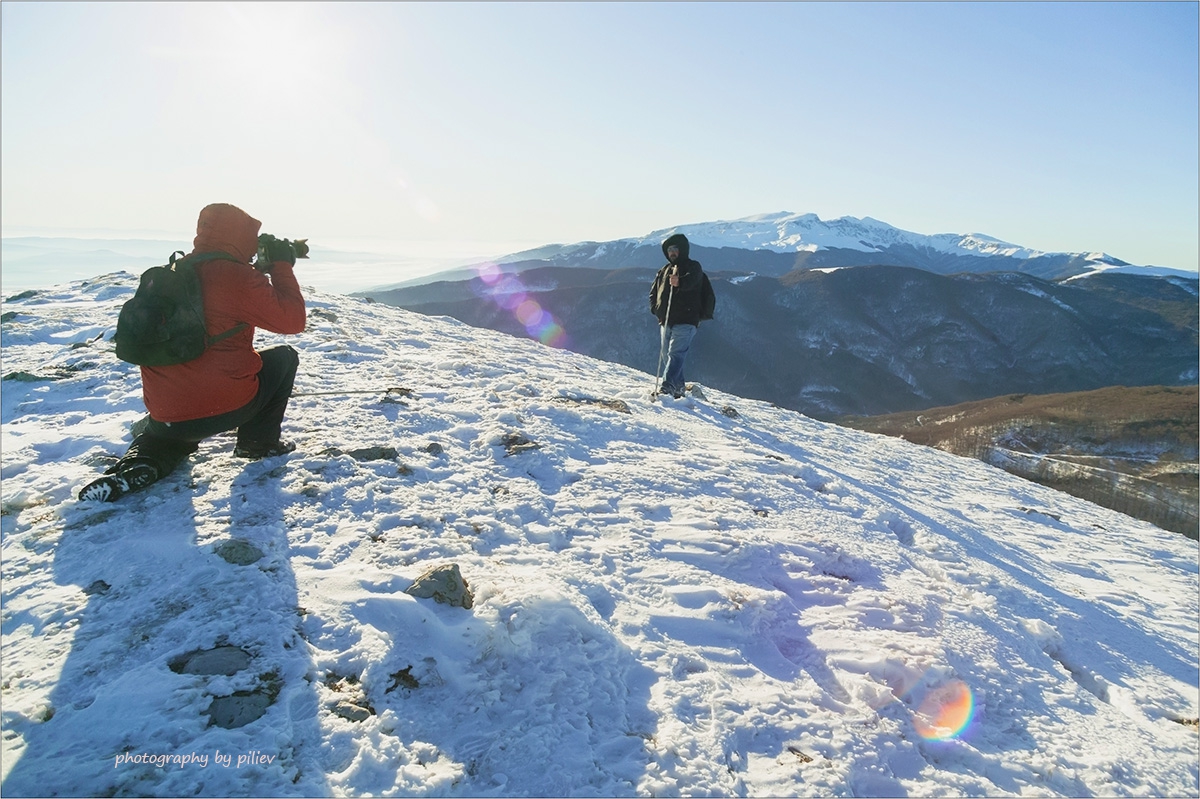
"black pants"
117,345,299,478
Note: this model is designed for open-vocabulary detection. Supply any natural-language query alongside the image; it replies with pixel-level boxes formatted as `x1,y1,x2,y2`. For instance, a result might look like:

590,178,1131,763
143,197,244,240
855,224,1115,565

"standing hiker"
650,233,715,398
79,203,308,502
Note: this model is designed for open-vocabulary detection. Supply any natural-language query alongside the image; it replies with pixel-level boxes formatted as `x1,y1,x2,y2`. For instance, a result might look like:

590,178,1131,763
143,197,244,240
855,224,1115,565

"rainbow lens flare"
913,680,975,740
475,264,571,349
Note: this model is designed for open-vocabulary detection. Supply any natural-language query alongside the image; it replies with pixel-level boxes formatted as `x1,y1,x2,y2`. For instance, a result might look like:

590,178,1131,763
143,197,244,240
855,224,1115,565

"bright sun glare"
215,4,341,104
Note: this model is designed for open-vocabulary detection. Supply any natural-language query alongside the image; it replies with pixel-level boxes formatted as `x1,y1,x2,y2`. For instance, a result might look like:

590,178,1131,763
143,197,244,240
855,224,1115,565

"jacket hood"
662,233,690,262
193,203,262,264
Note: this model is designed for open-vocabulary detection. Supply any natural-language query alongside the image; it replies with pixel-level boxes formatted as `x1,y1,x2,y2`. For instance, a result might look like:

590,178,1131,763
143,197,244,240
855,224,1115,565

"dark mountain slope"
365,265,1198,419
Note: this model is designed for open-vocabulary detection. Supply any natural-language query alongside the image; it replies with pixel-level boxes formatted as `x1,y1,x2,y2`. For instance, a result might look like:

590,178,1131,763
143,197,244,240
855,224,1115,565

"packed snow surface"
2,273,1197,797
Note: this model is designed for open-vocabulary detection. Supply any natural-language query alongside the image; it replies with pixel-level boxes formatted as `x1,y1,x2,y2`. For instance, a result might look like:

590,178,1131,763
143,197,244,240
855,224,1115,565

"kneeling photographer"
80,203,310,502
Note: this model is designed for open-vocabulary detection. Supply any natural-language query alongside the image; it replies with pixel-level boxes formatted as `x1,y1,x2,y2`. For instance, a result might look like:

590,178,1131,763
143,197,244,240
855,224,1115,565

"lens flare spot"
477,262,502,285
538,322,569,348
516,299,545,327
471,267,572,349
914,680,974,740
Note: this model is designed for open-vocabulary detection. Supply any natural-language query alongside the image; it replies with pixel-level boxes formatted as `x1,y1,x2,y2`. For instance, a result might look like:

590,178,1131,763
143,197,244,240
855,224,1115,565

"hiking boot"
78,460,159,503
233,439,296,460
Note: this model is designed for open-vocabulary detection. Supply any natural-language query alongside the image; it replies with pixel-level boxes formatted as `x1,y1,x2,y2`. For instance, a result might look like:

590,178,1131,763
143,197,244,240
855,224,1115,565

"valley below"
840,385,1199,538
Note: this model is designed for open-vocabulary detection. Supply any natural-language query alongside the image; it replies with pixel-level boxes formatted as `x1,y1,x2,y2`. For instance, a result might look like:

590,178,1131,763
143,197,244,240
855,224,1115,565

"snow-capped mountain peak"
637,211,1060,260
491,212,1144,277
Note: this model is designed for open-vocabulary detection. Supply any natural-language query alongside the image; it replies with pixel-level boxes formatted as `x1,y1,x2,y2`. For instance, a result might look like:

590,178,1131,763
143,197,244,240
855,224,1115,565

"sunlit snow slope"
2,273,1197,797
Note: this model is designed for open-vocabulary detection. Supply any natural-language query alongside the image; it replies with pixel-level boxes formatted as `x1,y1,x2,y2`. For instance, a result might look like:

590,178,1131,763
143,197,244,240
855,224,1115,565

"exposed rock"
325,672,375,722
215,539,264,566
317,445,399,461
347,445,398,461
386,666,420,693
331,701,373,722
405,563,474,609
501,433,540,456
554,396,632,415
169,645,252,676
206,690,273,729
205,670,281,729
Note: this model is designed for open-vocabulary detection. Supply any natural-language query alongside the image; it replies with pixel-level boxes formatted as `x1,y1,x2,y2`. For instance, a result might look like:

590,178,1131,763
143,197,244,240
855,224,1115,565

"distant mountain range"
358,212,1198,418
369,211,1191,290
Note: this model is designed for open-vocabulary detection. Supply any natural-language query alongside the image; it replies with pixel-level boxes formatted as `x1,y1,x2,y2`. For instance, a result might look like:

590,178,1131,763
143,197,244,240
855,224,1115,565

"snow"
533,212,1195,280
2,273,1198,797
1063,262,1198,282
629,212,1058,262
1007,282,1079,316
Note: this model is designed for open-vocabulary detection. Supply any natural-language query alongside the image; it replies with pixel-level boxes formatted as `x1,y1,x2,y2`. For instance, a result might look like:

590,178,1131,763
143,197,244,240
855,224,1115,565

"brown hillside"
839,386,1199,538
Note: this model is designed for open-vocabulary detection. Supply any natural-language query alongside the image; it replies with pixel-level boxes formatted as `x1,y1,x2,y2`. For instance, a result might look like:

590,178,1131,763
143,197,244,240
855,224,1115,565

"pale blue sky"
3,2,1197,269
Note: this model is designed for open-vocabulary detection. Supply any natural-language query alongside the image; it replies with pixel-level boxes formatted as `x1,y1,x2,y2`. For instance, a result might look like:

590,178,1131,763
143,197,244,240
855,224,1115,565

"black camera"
255,233,310,272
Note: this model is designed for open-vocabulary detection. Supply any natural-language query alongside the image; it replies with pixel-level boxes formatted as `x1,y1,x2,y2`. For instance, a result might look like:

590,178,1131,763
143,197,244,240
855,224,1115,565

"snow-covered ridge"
501,211,1143,270
635,211,1094,261
2,274,1197,797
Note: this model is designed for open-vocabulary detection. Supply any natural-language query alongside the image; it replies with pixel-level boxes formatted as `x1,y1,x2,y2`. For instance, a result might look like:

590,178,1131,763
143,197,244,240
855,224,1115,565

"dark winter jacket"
140,203,307,422
649,233,714,327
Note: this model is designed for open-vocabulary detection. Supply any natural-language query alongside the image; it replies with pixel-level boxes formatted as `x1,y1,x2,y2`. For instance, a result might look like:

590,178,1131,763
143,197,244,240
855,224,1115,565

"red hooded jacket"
140,203,307,422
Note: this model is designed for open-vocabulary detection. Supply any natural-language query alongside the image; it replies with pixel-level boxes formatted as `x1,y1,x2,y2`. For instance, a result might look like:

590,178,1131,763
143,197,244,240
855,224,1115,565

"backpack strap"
168,250,250,344
206,323,248,346
169,250,241,267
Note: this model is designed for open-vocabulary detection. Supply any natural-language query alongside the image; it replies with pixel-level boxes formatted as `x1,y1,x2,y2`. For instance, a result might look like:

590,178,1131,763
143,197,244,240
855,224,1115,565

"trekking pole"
653,267,677,396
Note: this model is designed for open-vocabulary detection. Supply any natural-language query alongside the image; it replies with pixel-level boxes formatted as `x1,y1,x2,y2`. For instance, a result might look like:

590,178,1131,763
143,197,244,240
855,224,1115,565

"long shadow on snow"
637,405,1182,792
2,446,329,797
648,530,925,797
737,416,1199,737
